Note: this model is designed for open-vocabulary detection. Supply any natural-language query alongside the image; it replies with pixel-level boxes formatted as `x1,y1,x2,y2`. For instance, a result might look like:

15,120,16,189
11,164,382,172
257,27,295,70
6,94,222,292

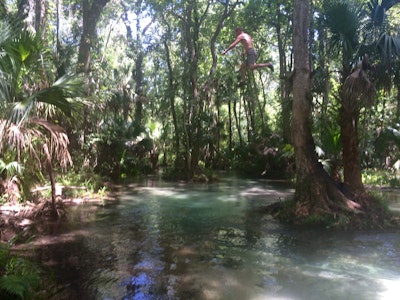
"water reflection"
32,177,400,300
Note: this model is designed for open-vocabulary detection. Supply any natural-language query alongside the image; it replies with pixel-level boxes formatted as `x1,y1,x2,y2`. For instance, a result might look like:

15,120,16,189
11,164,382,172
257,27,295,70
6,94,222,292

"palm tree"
0,20,83,217
282,0,397,228
323,0,400,194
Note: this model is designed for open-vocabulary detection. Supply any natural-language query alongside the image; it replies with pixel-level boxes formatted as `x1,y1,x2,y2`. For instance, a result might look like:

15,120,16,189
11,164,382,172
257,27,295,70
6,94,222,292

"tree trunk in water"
179,1,207,178
291,0,358,218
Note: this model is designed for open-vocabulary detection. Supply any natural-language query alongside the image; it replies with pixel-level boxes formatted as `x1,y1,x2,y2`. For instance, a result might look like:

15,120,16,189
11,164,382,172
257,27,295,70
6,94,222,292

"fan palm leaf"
369,0,400,26
376,33,400,62
323,1,363,60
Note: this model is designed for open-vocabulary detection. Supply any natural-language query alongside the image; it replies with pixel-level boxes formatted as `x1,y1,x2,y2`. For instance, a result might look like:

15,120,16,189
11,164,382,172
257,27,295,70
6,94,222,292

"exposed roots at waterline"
265,191,399,230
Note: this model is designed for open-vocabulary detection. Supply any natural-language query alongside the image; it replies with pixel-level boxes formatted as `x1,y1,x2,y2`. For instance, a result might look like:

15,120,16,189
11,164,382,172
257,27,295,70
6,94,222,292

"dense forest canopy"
0,0,400,226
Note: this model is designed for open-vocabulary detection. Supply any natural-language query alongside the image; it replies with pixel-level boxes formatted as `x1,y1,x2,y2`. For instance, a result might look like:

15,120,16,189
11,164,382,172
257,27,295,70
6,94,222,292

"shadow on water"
27,177,400,300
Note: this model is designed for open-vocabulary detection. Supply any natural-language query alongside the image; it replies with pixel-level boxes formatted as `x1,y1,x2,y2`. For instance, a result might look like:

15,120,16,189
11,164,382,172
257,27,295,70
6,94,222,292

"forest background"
0,0,400,224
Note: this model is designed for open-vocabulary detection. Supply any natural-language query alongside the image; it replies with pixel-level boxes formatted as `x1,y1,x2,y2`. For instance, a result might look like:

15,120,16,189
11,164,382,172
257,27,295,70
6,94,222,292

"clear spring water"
33,177,400,300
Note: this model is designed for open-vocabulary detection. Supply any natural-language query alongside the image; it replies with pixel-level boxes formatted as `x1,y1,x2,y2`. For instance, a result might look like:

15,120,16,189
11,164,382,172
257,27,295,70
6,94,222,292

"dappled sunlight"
240,186,294,198
140,186,181,197
28,229,92,247
216,194,240,202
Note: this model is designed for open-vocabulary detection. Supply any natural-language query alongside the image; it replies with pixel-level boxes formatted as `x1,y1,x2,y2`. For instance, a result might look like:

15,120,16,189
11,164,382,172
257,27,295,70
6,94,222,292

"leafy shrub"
0,244,42,300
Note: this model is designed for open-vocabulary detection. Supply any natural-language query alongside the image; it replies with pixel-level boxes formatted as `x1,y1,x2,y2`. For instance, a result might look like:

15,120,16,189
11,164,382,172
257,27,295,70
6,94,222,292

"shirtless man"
222,27,273,86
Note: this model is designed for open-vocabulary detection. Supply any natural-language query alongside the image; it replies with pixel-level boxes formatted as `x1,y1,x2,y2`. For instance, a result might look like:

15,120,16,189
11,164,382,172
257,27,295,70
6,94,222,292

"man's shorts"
247,48,257,65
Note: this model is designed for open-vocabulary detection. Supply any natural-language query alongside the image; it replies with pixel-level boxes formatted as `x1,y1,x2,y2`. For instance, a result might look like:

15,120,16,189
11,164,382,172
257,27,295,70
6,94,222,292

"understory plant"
0,244,42,299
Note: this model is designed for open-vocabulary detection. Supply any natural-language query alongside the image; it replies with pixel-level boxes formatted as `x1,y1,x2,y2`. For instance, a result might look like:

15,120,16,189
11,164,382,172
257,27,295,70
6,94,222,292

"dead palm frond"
1,117,72,169
31,117,72,170
342,55,375,112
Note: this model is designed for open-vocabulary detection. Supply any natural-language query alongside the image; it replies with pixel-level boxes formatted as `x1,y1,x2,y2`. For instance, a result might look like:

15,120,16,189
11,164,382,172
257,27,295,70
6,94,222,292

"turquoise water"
35,177,400,299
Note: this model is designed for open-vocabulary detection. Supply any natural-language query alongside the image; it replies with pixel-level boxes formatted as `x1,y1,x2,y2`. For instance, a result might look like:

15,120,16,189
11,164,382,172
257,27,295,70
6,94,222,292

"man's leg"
240,63,246,82
250,62,274,72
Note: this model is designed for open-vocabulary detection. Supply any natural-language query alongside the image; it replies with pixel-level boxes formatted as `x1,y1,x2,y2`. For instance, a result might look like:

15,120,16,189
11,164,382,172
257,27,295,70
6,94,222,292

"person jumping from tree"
222,27,274,87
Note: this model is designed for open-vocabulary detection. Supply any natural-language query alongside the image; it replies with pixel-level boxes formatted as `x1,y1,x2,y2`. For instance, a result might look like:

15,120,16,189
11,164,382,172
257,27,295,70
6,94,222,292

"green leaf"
0,275,27,299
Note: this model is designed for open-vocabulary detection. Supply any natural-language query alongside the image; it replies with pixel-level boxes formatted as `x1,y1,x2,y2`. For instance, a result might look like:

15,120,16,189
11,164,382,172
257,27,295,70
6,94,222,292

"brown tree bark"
163,37,180,154
274,1,293,143
291,0,360,219
34,0,46,37
43,144,58,219
77,0,110,82
340,107,365,193
77,0,109,149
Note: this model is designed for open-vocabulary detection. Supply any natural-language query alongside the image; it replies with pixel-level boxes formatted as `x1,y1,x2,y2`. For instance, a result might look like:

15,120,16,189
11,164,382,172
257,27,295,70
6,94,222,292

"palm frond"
33,74,85,116
13,29,41,66
31,117,73,169
369,0,400,25
343,56,375,111
9,99,35,126
0,275,27,299
323,0,362,57
7,73,84,125
0,71,11,105
375,125,400,154
0,159,24,177
376,33,400,63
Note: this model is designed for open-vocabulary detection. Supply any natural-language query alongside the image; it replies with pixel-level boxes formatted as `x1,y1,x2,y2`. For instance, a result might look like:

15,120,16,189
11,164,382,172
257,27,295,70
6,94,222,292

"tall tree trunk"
16,0,30,21
293,0,318,202
34,0,46,37
275,1,293,143
339,56,374,194
77,0,109,152
131,1,152,124
179,1,206,178
340,107,364,193
234,97,244,147
164,38,180,154
77,0,110,86
292,0,356,217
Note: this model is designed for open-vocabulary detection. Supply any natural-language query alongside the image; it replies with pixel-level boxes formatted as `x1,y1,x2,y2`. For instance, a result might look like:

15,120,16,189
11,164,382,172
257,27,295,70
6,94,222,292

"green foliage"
0,244,42,300
0,160,23,179
0,14,83,203
0,0,399,194
322,0,362,59
59,169,104,194
362,169,400,187
231,135,292,178
375,125,400,152
90,118,156,180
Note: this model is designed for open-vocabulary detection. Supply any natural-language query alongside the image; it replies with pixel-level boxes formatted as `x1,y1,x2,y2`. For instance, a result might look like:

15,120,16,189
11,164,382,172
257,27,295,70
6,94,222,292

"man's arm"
222,37,242,55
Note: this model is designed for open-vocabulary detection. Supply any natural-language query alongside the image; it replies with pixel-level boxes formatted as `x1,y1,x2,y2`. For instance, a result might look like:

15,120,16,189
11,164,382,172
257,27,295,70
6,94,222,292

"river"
30,176,400,299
